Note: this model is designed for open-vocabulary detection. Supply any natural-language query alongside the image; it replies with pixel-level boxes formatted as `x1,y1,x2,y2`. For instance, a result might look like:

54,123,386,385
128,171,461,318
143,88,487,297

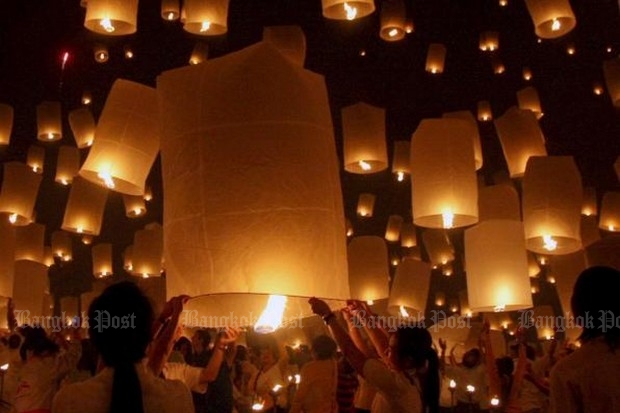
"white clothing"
363,358,422,413
162,361,208,393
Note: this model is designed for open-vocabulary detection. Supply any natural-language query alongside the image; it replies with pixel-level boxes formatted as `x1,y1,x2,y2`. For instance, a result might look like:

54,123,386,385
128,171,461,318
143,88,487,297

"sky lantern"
61,176,108,236
51,230,73,261
131,224,163,278
92,243,113,278
524,0,576,39
388,258,430,321
348,236,389,303
0,162,42,226
517,86,544,119
14,223,45,263
479,31,499,51
425,43,446,74
422,229,454,266
357,193,376,217
69,108,96,148
477,100,493,121
342,102,388,174
0,103,13,146
262,26,306,66
379,0,406,42
385,215,403,242
599,191,620,232
322,0,375,20
392,140,411,181
182,0,229,36
581,187,598,217
400,221,417,248
84,0,138,35
55,146,80,186
123,194,147,218
161,0,180,21
26,145,45,175
36,101,62,142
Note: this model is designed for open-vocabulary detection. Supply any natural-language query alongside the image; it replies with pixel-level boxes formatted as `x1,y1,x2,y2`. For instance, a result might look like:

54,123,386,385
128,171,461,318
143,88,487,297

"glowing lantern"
485,312,513,331
531,277,540,294
593,83,604,96
69,108,96,149
566,44,576,55
183,0,229,35
400,221,417,248
388,258,430,320
599,191,620,232
123,245,134,271
524,0,576,39
465,220,532,312
357,193,376,217
380,0,406,42
263,26,306,67
123,194,146,218
348,236,389,302
94,44,109,63
581,215,601,248
342,102,387,174
51,231,73,261
27,146,45,174
42,247,54,267
425,43,446,74
0,221,15,298
528,252,541,277
81,91,92,106
392,140,411,181
0,162,42,226
189,42,208,65
422,229,454,266
80,79,159,196
124,45,134,59
161,0,180,21
404,19,414,34
411,118,478,229
385,215,403,242
84,0,138,35
13,261,48,317
321,0,375,20
494,107,547,178
581,187,598,216
92,243,113,278
442,263,453,276
14,223,45,263
55,146,80,185
459,290,476,318
477,101,493,121
131,224,163,278
435,291,445,307
603,58,620,107
491,56,505,74
478,184,521,222
479,31,499,51
443,110,483,170
522,156,582,254
36,101,62,142
143,186,153,202
61,176,108,236
517,86,543,119
61,296,80,323
523,67,533,81
0,103,13,146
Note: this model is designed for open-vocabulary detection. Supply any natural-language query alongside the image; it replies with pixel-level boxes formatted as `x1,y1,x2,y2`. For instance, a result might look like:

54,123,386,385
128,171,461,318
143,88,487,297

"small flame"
396,171,405,182
358,160,372,171
490,396,500,406
8,214,18,224
76,226,83,234
254,295,287,334
32,165,39,173
344,2,357,20
494,304,506,312
82,235,93,245
547,276,556,284
431,67,438,74
442,209,454,229
501,321,509,329
551,18,561,31
449,379,456,389
388,28,399,38
609,224,616,231
167,12,175,21
367,300,374,305
47,132,55,140
97,169,115,189
133,208,143,216
481,115,490,121
200,21,211,32
593,87,603,96
272,384,283,393
542,234,557,251
251,401,264,411
82,97,91,105
466,385,476,393
62,52,69,65
100,17,115,33
0,364,8,371
142,273,149,279
125,50,134,59
294,374,301,384
346,228,354,237
60,179,68,186
399,306,409,318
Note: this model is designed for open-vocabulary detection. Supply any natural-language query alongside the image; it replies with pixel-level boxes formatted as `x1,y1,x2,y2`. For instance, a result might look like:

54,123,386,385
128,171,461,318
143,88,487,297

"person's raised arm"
147,295,188,376
198,327,239,384
505,329,527,413
349,300,389,360
480,320,502,402
343,307,376,358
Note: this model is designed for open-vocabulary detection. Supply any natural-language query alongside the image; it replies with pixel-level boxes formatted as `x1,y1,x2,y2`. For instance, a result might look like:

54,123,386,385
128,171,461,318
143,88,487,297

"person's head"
235,344,248,362
311,335,337,361
19,325,59,361
174,336,192,359
571,266,620,348
496,356,514,377
8,333,21,350
191,329,211,354
462,348,482,368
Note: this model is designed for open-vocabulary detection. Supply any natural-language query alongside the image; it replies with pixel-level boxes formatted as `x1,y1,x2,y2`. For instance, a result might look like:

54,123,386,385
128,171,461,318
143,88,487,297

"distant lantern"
592,83,604,96
524,0,576,39
84,0,138,35
81,91,92,106
404,19,414,33
478,184,521,222
143,186,153,202
61,177,108,236
13,261,48,317
379,0,406,42
422,229,455,266
80,79,159,196
348,236,389,302
581,187,598,216
388,258,430,320
124,45,134,59
342,102,387,174
465,219,532,312
51,231,73,261
491,56,505,74
131,224,163,278
522,67,533,81
385,215,403,242
425,43,446,74
0,162,42,226
0,221,15,297
14,223,45,263
0,103,13,146
189,41,209,65
443,110,483,170
599,191,620,232
517,86,543,119
442,262,453,276
528,252,541,277
532,305,556,339
92,243,113,278
477,101,493,121
93,44,109,63
522,156,582,255
531,277,541,294
322,0,375,20
161,0,180,21
42,247,54,267
479,31,499,51
459,290,475,318
345,218,354,237
36,101,62,142
603,58,620,107
357,193,376,218
183,0,229,35
392,140,411,181
123,245,134,271
494,106,547,178
123,194,146,218
435,292,446,307
566,44,576,55
400,221,417,248
263,26,307,67
26,146,45,174
581,215,601,248
55,146,80,185
411,118,478,229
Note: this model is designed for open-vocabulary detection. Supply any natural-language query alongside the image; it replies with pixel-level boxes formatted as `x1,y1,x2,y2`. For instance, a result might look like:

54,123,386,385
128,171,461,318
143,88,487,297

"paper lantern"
528,252,541,277
183,0,229,35
581,215,601,248
422,229,454,266
161,0,180,21
434,291,446,307
477,101,493,121
599,191,620,232
388,258,430,320
425,43,446,74
0,162,42,226
143,186,153,202
523,67,533,81
14,223,44,263
262,26,306,66
80,79,159,196
458,290,476,318
0,221,15,298
586,235,620,270
443,110,483,170
51,230,72,261
36,101,62,142
517,86,543,119
392,140,411,181
81,91,93,106
69,108,96,148
0,103,13,146
131,224,163,278
55,146,80,186
92,243,113,278
322,0,375,20
400,221,417,248
522,156,582,254
189,42,209,65
61,296,80,323
442,262,453,276
61,176,108,236
492,56,505,75
411,118,478,229
592,82,604,96
342,103,387,174
385,215,403,242
494,107,547,178
42,246,54,267
122,194,146,218
348,236,389,302
604,58,620,107
379,0,406,42
94,44,109,63
345,218,354,237
123,245,134,271
84,0,138,35
26,145,45,174
525,0,576,39
566,44,576,55
123,45,134,60
530,277,541,294
13,261,48,317
478,184,521,222
581,187,598,216
357,193,376,218
479,31,499,51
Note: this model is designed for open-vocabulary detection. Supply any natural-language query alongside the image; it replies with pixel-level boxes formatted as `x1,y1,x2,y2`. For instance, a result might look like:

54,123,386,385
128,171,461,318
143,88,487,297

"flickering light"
167,12,175,21
344,2,357,20
467,385,475,393
449,380,456,389
442,209,454,229
254,295,287,334
396,171,405,182
367,300,374,305
200,21,211,32
8,214,17,224
359,49,366,57
388,28,399,37
491,397,500,407
551,18,561,31
400,305,409,318
100,17,115,32
359,160,372,171
542,234,558,251
97,169,115,189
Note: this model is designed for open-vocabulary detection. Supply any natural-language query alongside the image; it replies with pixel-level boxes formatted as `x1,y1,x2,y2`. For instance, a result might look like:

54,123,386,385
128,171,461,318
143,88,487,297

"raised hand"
309,297,332,318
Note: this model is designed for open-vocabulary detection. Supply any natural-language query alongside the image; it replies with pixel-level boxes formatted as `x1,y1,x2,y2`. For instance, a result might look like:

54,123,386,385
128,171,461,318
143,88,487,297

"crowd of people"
0,265,617,413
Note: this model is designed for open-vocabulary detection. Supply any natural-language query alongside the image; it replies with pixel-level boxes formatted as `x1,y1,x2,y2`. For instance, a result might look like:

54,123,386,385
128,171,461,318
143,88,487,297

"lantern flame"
551,18,561,31
167,12,175,21
97,169,115,189
251,401,264,411
294,374,301,384
449,379,456,389
442,209,454,229
200,21,211,32
399,306,409,318
396,171,405,182
32,165,39,173
359,160,372,171
542,235,557,251
609,225,616,231
499,0,507,6
388,28,399,37
8,214,17,224
344,2,357,20
467,385,476,393
100,17,115,33
254,295,287,334
133,208,143,216
367,300,374,305
47,133,55,140
272,384,283,393
491,397,500,406
494,304,506,312
76,226,83,234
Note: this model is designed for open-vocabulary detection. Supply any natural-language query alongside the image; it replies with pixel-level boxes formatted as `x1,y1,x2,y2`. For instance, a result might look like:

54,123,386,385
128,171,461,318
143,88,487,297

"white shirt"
363,359,422,413
162,361,207,393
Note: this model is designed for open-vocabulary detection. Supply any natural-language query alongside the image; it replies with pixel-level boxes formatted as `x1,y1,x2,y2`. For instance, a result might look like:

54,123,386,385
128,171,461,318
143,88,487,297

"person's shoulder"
53,375,108,413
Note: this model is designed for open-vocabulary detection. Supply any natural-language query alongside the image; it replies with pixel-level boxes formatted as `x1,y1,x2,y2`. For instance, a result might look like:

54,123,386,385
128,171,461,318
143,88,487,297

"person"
233,345,259,413
169,336,192,363
52,281,195,413
549,266,620,413
335,355,358,413
249,339,289,412
1,332,23,403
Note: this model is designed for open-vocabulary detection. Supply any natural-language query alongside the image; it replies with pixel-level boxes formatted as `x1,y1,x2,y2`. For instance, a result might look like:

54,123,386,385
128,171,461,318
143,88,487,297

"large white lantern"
84,0,138,35
322,0,375,20
387,258,430,320
348,236,389,302
525,0,576,39
342,103,388,174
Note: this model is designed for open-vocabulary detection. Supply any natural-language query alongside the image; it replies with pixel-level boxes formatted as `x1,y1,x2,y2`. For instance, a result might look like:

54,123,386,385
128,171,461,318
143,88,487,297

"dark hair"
89,281,154,413
77,339,99,376
496,356,514,376
19,325,59,361
311,335,337,360
571,266,620,349
194,329,211,349
8,333,22,350
174,336,192,351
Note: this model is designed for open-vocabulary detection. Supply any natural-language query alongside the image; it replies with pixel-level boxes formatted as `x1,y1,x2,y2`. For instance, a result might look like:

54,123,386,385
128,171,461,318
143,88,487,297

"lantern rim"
84,19,137,36
183,23,228,36
526,236,582,255
345,160,388,174
79,169,144,197
380,26,406,41
536,17,576,39
414,214,478,229
322,1,375,20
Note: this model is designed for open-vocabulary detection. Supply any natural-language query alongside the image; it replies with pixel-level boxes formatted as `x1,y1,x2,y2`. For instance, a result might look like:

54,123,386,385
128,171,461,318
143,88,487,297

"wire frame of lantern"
92,243,113,278
342,102,388,174
422,229,455,267
392,140,411,182
84,0,138,35
478,184,521,222
263,26,307,67
0,103,13,146
94,44,109,63
80,79,159,196
465,220,533,312
131,224,163,278
599,191,620,232
517,86,543,119
523,67,533,81
183,0,229,35
51,230,73,261
26,145,45,175
61,177,108,236
357,193,376,218
81,91,93,106
494,107,547,178
0,221,15,297
0,162,42,226
411,119,478,229
55,146,80,186
388,258,430,320
162,0,180,21
384,215,403,242
581,187,598,217
525,0,575,39
123,194,146,218
522,156,583,255
348,236,390,303
479,31,499,52
36,101,62,142
379,0,406,42
477,100,493,121
603,58,620,108
322,0,375,20
425,43,446,74
443,110,483,170
189,42,209,65
14,223,45,263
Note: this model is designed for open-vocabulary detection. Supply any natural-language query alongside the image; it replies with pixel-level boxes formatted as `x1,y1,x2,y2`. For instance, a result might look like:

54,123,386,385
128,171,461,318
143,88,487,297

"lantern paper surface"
388,258,430,320
525,0,576,39
0,103,13,146
422,229,454,266
0,221,15,298
56,146,81,185
14,223,44,263
517,86,543,119
263,26,306,66
385,215,403,242
380,0,406,42
13,261,48,317
62,176,108,236
342,103,387,174
599,191,620,232
478,184,521,222
443,110,483,170
131,224,163,277
84,0,138,35
0,162,42,226
36,101,62,142
322,0,375,20
69,108,96,148
183,0,229,35
348,236,389,302
550,251,586,318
